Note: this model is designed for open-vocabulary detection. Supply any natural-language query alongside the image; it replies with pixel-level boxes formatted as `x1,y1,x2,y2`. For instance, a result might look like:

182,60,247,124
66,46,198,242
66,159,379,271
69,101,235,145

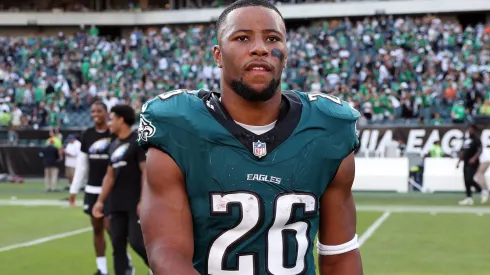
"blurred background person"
457,125,487,205
64,134,81,190
474,142,490,203
40,139,61,192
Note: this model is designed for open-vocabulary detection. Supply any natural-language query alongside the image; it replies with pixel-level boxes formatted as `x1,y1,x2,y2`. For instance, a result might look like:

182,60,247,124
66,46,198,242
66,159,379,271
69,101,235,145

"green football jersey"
138,90,360,275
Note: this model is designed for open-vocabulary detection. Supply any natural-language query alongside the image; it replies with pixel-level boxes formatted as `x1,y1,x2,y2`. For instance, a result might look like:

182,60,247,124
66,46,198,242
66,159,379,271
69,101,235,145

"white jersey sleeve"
69,152,89,194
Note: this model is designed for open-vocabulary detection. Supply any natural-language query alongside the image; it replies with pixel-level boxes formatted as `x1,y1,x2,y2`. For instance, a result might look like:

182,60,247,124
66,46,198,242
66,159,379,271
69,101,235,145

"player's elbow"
319,249,363,275
145,240,196,275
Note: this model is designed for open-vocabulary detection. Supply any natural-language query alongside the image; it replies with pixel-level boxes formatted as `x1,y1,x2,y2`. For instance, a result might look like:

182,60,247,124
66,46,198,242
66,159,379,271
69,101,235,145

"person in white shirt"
474,146,490,204
64,134,81,188
10,104,22,129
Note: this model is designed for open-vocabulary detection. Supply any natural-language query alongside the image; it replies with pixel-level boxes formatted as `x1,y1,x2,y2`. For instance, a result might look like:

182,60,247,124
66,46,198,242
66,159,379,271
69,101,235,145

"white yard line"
3,200,490,214
0,199,82,206
0,200,487,253
359,211,390,247
0,227,91,253
356,205,490,214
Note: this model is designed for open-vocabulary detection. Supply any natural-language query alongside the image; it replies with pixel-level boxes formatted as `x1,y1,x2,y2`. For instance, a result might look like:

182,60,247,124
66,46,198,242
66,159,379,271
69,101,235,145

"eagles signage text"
359,126,490,156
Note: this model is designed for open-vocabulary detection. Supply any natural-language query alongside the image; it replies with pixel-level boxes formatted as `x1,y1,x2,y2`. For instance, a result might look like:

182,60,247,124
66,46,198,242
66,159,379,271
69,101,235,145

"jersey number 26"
207,192,318,275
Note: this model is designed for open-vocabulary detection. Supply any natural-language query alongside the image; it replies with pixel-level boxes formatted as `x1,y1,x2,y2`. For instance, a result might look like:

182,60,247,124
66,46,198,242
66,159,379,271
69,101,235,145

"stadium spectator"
430,112,445,125
480,98,490,115
451,101,466,123
0,110,11,127
10,104,22,129
0,14,488,131
7,127,18,145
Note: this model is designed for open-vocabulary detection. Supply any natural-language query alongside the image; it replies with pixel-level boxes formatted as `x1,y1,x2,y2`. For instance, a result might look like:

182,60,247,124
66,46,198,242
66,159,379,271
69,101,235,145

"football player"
138,0,363,274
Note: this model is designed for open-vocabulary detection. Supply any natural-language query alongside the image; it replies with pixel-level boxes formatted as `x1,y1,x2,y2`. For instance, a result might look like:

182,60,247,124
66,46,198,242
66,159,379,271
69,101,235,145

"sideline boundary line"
1,202,487,253
356,205,490,214
2,200,490,214
0,227,91,253
0,199,83,206
359,211,390,246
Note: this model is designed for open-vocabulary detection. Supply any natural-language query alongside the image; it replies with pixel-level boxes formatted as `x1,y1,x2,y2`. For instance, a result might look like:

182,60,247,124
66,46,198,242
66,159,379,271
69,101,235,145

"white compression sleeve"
317,234,359,256
69,152,89,194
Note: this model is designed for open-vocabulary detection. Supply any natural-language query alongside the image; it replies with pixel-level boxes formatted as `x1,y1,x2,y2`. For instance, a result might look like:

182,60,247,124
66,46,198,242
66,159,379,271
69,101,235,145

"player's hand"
92,201,104,218
469,158,477,165
68,194,76,207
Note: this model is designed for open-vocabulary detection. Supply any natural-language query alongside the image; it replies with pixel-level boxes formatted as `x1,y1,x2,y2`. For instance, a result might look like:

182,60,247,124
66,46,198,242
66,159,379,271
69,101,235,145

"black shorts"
83,193,110,217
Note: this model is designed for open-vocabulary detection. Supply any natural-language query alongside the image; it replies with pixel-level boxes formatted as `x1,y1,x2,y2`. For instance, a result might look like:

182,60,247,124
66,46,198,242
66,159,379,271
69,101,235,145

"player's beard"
230,77,281,102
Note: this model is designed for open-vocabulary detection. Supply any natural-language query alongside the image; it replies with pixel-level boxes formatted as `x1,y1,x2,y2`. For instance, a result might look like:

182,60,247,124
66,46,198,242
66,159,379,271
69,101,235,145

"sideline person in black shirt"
68,101,130,275
456,124,487,205
92,104,150,275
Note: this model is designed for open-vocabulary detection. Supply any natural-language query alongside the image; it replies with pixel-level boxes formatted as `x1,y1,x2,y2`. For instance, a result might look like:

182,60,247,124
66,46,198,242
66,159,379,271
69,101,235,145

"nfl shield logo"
252,140,267,158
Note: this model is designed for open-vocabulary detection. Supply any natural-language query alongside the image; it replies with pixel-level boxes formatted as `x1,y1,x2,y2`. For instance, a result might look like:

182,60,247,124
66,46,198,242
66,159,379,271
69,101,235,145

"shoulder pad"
293,91,360,157
298,91,360,122
141,89,200,120
137,89,202,174
155,89,200,101
137,89,201,145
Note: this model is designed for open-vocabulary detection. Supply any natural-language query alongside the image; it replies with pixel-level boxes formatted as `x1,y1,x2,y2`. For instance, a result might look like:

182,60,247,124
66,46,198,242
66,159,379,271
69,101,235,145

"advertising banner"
359,125,490,156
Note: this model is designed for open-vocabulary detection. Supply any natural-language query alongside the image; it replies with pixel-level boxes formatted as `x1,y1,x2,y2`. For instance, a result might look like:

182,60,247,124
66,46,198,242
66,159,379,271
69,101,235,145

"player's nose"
249,39,269,57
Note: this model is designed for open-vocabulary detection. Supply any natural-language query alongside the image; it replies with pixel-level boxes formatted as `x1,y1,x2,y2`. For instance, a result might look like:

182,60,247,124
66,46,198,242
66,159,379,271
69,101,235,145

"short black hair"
92,100,108,111
110,104,136,126
215,0,284,41
469,124,480,132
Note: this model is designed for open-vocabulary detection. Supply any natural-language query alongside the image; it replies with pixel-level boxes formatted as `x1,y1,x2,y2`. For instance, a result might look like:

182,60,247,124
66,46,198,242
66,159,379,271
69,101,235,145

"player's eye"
267,36,279,42
236,36,249,42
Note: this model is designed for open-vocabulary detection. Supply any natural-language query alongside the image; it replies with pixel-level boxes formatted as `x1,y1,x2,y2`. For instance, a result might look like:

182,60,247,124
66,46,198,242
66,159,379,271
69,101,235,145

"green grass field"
1,181,490,275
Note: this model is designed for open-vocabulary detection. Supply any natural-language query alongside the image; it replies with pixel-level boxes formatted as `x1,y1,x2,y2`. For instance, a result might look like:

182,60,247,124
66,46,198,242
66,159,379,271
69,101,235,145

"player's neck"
221,90,281,126
117,127,132,140
94,124,108,132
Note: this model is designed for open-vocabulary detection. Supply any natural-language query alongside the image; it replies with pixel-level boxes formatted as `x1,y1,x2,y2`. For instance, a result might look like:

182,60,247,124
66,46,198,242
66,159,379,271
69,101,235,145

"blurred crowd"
0,0,348,12
0,15,490,131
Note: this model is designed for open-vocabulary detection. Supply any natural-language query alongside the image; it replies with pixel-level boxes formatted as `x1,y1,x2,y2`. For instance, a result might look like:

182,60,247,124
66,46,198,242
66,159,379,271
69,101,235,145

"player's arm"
137,145,147,216
457,150,463,168
68,152,89,205
97,165,115,204
140,148,198,275
318,152,363,275
92,165,115,218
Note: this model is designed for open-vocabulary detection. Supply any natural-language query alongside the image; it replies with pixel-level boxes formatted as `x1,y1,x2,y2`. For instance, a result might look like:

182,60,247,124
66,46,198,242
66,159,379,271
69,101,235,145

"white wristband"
317,234,359,255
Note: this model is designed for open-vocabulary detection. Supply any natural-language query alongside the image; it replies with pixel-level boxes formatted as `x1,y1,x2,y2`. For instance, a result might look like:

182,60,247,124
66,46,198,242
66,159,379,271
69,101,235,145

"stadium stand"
0,0,363,12
0,15,489,131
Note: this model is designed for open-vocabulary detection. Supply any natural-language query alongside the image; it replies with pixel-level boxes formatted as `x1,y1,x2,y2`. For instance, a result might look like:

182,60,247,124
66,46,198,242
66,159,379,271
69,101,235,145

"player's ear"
213,45,222,68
